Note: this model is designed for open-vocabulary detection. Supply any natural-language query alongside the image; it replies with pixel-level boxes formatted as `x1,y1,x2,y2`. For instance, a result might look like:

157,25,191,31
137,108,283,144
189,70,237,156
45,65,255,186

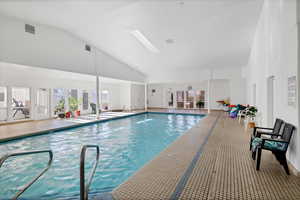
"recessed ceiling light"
130,30,159,53
166,39,175,44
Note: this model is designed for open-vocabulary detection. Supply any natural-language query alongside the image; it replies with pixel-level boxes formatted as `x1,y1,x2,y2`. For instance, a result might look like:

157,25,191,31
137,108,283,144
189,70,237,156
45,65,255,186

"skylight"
130,30,159,53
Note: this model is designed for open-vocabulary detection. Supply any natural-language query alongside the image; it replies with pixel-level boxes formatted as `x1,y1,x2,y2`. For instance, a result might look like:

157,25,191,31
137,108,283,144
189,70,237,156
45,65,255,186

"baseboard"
288,161,300,176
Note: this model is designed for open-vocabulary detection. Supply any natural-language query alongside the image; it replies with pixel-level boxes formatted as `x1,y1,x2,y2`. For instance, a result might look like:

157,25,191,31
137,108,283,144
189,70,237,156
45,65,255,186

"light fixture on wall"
130,30,159,53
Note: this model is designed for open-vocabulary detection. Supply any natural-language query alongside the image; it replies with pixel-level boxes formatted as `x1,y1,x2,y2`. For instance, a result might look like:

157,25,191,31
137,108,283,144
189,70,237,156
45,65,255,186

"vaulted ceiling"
0,0,263,81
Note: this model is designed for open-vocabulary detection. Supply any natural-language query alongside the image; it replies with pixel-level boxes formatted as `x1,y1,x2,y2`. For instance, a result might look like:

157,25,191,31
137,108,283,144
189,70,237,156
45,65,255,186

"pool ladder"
0,145,100,200
80,145,100,200
0,150,53,200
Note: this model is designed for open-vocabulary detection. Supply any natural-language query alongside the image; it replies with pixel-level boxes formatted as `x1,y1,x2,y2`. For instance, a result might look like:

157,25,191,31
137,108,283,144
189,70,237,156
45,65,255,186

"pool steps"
0,150,53,200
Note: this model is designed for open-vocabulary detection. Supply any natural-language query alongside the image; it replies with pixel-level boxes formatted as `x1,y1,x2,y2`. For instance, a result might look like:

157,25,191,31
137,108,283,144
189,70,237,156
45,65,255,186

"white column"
184,91,187,109
207,80,211,113
207,70,213,114
193,91,197,109
48,88,52,118
6,86,12,121
96,75,100,118
174,91,177,109
30,87,37,120
144,83,148,111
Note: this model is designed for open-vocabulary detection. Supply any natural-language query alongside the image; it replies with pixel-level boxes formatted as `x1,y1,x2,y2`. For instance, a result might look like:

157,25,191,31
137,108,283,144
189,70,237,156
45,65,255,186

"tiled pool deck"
1,110,300,199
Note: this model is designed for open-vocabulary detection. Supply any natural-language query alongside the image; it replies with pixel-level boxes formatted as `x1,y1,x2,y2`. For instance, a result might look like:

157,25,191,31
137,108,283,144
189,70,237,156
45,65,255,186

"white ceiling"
0,0,263,81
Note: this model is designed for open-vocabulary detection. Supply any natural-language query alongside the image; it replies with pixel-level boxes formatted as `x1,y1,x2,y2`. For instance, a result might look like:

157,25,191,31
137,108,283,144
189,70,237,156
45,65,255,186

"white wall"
131,84,145,110
246,0,299,171
119,83,131,111
147,66,246,109
0,14,146,83
210,79,230,109
147,79,238,110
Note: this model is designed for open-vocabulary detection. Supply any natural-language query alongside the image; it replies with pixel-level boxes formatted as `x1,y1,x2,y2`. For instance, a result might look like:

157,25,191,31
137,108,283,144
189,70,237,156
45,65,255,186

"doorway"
36,88,50,120
176,91,184,108
11,87,31,120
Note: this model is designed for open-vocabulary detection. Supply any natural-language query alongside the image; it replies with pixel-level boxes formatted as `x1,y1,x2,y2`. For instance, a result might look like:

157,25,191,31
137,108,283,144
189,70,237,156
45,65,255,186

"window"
36,88,49,117
186,90,195,108
68,89,78,112
195,90,206,108
82,91,89,110
176,91,184,108
101,90,109,110
11,87,31,120
53,88,65,115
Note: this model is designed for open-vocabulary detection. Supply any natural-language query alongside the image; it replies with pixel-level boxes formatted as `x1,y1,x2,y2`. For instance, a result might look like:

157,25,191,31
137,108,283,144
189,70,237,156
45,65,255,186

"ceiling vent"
166,39,175,44
85,44,91,52
25,24,35,34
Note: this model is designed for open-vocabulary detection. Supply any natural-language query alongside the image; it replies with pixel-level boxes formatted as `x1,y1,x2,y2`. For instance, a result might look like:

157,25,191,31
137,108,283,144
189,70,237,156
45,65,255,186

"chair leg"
256,148,262,171
252,150,256,160
277,153,290,175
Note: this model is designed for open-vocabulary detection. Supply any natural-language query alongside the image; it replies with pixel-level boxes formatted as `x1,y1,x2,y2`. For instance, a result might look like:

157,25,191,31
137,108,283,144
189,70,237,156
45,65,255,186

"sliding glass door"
36,88,50,119
53,88,66,116
186,90,195,109
11,87,31,120
176,91,184,108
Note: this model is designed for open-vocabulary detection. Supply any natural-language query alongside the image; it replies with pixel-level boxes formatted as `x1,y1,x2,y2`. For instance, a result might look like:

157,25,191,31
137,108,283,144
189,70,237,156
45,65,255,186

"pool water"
0,113,203,199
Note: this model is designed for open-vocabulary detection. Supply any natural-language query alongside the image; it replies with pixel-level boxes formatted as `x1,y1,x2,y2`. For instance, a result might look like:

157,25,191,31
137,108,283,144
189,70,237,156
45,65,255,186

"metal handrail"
0,150,53,200
80,145,100,200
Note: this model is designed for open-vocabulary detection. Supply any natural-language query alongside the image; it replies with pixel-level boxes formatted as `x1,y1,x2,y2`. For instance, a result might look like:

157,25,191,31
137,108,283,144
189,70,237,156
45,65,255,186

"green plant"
68,97,79,112
246,106,258,117
196,100,205,108
54,99,65,114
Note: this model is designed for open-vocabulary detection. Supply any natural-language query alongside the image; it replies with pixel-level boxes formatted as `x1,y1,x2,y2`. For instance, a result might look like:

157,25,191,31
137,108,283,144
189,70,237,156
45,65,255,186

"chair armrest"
255,127,273,130
258,132,280,137
261,136,288,144
253,127,273,137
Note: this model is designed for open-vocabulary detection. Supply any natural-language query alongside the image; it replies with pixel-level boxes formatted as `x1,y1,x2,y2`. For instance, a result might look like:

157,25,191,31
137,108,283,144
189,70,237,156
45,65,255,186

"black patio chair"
254,123,295,175
249,118,284,151
90,103,101,114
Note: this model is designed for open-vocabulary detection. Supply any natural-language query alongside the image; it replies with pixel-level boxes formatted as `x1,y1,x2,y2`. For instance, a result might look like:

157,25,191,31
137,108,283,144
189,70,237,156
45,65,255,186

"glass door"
195,90,206,108
36,88,50,120
53,88,66,116
11,87,31,120
186,90,195,109
176,91,184,108
101,90,109,111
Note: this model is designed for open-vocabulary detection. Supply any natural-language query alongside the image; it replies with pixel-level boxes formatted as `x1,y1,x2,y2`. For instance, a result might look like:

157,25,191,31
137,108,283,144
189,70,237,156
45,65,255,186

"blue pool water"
0,113,203,199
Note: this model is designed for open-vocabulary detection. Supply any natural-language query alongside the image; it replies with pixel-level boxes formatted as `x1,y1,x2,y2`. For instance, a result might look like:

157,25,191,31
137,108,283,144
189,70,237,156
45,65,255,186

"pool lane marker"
169,114,220,200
